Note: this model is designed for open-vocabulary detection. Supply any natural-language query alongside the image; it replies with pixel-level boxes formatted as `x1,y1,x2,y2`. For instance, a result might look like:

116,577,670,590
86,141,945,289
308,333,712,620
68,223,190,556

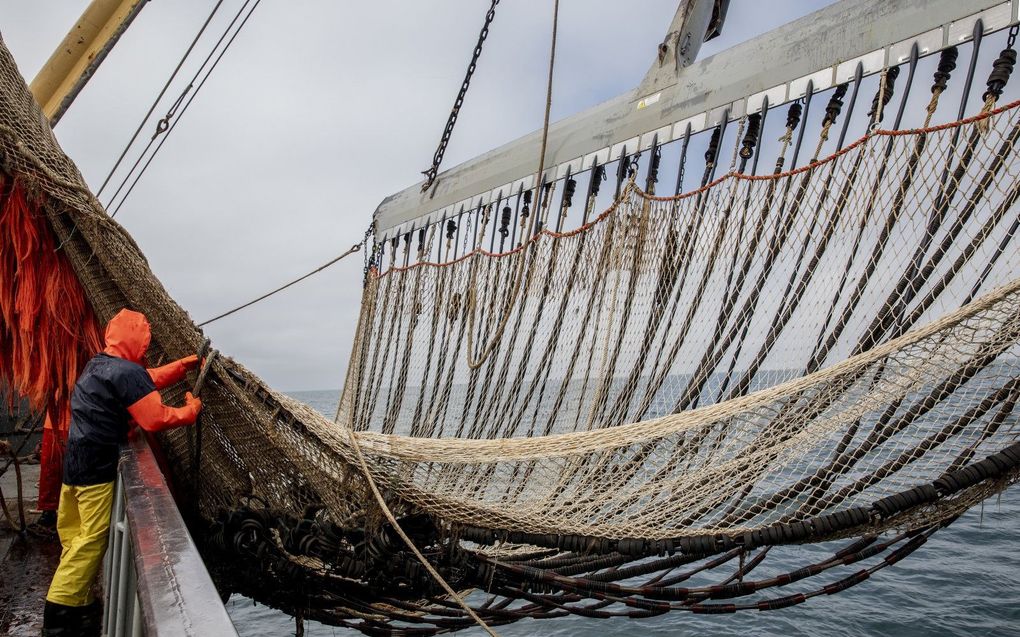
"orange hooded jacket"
102,309,202,433
64,309,202,486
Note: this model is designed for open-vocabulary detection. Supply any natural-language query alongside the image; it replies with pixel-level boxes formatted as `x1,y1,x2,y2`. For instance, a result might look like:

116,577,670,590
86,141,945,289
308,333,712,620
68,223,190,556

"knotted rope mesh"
343,105,1020,542
1,29,1020,633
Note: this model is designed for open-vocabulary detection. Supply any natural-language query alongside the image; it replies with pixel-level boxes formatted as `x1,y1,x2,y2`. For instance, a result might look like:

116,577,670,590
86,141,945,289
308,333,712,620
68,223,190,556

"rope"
871,68,889,129
463,0,560,370
464,249,526,370
525,0,560,240
925,87,944,126
0,413,42,479
198,239,364,327
345,426,499,636
978,94,999,135
342,6,560,629
0,439,27,533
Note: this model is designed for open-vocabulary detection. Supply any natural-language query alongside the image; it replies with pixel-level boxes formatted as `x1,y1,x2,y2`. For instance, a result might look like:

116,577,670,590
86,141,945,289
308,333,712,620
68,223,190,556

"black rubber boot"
27,510,58,539
36,510,57,527
41,600,76,636
79,600,103,637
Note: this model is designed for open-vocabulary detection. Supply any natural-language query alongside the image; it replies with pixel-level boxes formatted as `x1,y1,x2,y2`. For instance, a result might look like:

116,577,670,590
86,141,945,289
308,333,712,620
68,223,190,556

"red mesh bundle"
0,173,102,420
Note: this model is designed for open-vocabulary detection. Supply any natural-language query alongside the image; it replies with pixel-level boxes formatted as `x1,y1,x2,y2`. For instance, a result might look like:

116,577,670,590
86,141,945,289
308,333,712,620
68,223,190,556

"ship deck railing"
103,435,237,637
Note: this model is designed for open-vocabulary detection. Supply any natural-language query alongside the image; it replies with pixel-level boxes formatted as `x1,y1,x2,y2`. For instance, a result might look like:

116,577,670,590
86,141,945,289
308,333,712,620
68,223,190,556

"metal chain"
420,0,500,193
1009,24,1018,49
361,220,378,284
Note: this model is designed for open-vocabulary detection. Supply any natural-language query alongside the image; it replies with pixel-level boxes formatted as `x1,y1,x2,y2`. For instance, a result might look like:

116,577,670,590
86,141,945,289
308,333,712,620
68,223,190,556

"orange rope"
375,97,1020,278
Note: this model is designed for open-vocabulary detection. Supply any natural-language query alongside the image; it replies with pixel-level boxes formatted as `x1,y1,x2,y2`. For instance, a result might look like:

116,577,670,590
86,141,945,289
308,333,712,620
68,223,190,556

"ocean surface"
226,389,1020,636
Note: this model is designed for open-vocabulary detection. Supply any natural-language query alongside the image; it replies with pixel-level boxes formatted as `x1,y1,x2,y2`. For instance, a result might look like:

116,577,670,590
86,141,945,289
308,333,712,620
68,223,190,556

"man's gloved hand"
148,354,204,389
128,390,203,432
185,392,203,416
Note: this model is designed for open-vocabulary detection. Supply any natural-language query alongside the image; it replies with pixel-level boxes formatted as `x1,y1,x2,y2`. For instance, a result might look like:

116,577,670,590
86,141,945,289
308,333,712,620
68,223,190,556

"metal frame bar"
102,435,237,637
29,0,149,126
374,0,1018,235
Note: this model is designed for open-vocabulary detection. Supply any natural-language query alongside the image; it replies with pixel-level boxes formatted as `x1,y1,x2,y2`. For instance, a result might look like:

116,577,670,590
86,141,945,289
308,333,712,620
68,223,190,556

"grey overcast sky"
1,1,834,391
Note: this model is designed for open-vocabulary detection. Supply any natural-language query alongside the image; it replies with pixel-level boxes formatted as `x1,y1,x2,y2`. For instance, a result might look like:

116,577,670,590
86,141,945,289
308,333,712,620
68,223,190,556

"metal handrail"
103,435,237,637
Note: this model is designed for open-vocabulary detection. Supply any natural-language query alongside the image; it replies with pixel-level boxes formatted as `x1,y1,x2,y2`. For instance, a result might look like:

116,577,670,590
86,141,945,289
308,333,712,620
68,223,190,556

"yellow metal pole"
29,0,148,127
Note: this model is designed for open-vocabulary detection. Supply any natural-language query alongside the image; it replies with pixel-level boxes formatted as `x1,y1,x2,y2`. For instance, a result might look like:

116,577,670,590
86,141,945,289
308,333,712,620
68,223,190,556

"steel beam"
374,0,1017,236
29,0,148,127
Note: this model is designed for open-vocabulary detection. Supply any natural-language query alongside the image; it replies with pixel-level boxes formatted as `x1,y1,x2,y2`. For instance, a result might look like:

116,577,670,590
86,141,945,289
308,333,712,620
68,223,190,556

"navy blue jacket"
63,353,155,486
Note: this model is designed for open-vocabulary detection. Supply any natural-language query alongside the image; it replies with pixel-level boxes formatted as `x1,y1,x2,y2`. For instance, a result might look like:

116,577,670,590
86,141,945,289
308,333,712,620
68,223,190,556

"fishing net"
1,30,1019,634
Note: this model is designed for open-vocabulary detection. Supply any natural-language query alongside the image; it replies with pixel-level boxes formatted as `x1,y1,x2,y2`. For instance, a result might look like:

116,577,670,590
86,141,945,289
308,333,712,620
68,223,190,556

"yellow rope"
871,68,888,129
924,87,944,127
465,0,561,370
346,426,499,636
978,94,998,135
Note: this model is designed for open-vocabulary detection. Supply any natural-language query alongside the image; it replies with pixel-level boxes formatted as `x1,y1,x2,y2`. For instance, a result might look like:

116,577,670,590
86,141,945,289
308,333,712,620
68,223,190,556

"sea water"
226,389,1020,636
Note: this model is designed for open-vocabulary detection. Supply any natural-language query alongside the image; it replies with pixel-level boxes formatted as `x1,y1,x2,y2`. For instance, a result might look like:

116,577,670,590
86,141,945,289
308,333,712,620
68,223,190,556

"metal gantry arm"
29,0,149,127
635,0,727,98
373,0,1017,237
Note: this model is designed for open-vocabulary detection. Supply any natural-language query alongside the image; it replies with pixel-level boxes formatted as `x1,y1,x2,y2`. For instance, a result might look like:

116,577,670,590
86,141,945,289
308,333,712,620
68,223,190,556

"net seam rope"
340,2,563,634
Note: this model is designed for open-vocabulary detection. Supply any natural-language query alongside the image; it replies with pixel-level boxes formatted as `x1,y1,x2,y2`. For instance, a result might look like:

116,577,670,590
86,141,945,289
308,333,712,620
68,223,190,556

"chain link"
420,0,501,193
362,220,378,285
1009,24,1018,49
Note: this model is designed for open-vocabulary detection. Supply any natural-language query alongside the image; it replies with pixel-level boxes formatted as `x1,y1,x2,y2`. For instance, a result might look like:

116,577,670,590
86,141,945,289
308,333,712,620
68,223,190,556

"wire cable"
96,0,226,198
198,231,367,327
108,0,262,217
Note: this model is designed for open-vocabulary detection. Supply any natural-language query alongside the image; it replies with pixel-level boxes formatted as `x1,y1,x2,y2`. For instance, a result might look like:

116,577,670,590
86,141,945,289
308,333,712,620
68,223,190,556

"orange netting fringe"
0,172,102,419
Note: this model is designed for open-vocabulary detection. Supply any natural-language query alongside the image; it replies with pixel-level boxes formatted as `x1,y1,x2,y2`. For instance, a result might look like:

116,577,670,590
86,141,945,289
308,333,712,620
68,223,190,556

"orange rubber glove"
147,355,201,389
127,390,202,433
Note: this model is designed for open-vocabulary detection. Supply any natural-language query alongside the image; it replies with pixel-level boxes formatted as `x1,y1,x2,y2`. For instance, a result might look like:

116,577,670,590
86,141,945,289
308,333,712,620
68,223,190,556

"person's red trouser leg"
37,426,65,512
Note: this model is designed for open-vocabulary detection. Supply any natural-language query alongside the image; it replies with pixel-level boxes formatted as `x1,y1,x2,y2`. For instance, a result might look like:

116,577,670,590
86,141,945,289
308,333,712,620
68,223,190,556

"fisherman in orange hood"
43,309,203,636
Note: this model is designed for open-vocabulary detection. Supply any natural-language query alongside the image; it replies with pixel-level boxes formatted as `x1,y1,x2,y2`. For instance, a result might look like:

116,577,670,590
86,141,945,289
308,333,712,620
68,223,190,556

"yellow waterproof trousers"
46,481,115,607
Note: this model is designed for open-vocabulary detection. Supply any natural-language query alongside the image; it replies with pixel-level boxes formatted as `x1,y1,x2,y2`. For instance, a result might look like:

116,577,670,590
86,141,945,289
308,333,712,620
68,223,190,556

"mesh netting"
342,106,1020,540
1,31,1020,634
